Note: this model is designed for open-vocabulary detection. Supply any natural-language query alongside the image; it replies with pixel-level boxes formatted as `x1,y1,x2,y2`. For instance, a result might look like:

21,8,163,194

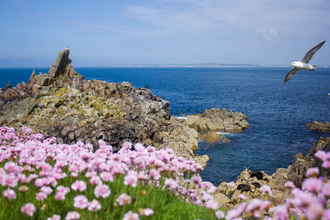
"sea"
1,67,330,186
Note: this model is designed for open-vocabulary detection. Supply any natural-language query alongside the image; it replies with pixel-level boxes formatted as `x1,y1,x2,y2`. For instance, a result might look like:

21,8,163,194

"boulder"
251,170,263,180
237,184,251,192
214,193,230,205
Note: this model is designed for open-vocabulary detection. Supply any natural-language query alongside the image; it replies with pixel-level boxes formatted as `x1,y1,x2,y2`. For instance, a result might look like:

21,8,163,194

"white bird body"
284,41,325,83
291,61,316,71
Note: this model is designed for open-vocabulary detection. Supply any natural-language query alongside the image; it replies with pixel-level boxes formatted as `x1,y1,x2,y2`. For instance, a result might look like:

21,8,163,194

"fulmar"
284,40,325,83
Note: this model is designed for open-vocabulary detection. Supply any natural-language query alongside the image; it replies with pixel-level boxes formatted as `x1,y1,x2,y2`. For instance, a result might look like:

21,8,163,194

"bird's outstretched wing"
301,41,325,63
284,68,300,83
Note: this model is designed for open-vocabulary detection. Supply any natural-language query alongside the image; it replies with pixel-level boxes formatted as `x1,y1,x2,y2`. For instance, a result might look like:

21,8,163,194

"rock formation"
306,121,330,133
185,108,249,133
0,48,208,166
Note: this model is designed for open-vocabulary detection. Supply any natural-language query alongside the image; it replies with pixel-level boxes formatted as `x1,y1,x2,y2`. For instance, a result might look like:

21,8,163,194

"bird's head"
291,62,297,67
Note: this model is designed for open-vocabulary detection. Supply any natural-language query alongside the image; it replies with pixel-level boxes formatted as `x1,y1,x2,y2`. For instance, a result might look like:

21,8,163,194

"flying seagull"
284,40,325,83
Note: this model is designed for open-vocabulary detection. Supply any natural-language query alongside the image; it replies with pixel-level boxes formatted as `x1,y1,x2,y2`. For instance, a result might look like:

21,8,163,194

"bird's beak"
291,64,293,67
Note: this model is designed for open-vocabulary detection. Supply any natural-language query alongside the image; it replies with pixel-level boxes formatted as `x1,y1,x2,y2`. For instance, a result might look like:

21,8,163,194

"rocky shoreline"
0,48,329,208
0,48,249,167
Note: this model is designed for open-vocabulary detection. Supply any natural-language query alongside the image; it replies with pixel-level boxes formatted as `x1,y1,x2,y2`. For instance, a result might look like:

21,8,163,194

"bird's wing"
301,41,325,63
284,68,300,83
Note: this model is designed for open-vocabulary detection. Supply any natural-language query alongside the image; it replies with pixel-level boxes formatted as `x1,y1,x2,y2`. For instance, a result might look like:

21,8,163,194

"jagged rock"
48,48,71,78
185,108,249,133
287,153,315,188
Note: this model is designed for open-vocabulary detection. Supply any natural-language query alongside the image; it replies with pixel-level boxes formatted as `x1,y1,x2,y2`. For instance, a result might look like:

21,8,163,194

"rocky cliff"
0,48,209,165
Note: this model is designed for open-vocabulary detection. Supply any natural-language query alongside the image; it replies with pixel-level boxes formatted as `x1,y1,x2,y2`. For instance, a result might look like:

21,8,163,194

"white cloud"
255,27,280,42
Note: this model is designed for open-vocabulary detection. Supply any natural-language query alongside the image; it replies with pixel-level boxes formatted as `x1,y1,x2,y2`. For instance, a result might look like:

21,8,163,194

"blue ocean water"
1,67,330,186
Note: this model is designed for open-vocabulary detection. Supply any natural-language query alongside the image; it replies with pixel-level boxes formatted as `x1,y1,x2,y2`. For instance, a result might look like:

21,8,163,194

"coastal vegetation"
1,126,330,219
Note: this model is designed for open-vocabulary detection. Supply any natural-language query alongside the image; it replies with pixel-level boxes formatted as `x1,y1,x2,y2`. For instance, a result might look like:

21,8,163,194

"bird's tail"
312,65,317,71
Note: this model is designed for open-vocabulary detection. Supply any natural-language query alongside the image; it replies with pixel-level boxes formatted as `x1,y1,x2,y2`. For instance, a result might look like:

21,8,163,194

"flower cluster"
1,126,329,220
0,127,206,219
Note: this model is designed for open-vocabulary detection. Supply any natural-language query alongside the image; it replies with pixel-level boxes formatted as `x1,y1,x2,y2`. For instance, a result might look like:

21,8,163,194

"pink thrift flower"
65,211,81,220
4,161,17,173
71,180,87,192
2,174,18,188
88,199,102,211
273,205,288,220
215,210,225,219
57,185,70,194
116,193,131,206
246,199,263,213
164,178,178,190
150,169,161,180
124,173,138,187
306,167,319,178
284,181,295,189
47,214,61,220
226,202,246,220
322,160,330,169
21,202,36,216
36,192,47,201
94,184,111,198
123,211,139,220
54,192,66,201
315,151,327,161
90,175,102,185
73,195,89,209
227,182,235,189
192,176,201,185
140,208,154,216
302,178,323,193
322,210,330,220
100,172,114,182
238,194,246,200
306,201,324,220
205,199,219,210
260,185,272,197
207,186,217,194
2,188,16,200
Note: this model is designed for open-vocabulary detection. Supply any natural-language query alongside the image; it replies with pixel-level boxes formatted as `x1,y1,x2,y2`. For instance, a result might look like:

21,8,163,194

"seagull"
284,40,325,83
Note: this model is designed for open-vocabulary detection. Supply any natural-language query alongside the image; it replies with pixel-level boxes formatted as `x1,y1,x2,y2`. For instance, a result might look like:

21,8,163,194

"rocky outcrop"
306,121,330,133
185,108,249,133
198,132,223,143
0,48,207,166
214,136,330,207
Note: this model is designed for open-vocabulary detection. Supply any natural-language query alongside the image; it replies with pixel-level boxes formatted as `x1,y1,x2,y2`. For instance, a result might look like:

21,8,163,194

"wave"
175,115,189,120
215,132,237,136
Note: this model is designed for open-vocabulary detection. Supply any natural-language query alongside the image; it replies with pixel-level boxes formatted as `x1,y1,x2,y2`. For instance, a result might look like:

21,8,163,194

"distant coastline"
1,63,330,68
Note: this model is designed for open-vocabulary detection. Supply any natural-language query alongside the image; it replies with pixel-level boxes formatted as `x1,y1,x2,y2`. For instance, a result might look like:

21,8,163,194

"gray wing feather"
301,41,325,63
284,68,300,83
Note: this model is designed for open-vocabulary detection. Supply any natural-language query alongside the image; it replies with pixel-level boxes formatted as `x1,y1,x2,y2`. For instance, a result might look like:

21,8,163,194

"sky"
0,0,329,67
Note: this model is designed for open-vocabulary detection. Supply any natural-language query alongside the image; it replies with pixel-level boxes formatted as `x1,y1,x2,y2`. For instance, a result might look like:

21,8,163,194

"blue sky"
0,0,329,67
